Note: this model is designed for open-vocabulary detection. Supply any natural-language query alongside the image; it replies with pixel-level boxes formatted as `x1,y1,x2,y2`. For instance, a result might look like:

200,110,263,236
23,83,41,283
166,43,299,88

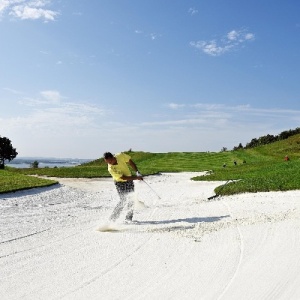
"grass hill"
1,133,299,195
195,133,300,195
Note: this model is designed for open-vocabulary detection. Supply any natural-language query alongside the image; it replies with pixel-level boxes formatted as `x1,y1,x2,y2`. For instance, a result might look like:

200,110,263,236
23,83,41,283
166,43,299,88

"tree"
0,136,18,169
31,160,39,168
233,143,243,151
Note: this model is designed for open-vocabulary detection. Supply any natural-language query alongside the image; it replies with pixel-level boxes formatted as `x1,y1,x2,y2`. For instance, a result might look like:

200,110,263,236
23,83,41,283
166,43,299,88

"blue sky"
1,0,299,158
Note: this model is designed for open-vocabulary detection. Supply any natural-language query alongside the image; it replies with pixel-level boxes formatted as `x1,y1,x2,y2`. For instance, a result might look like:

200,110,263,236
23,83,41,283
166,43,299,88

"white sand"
1,172,300,300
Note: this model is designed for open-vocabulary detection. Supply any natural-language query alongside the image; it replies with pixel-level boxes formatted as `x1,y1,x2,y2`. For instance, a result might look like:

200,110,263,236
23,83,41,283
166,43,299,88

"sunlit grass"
0,171,57,194
195,160,300,195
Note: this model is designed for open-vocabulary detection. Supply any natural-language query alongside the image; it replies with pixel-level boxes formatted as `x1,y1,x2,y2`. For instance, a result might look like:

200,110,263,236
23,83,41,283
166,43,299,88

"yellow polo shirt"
108,153,132,182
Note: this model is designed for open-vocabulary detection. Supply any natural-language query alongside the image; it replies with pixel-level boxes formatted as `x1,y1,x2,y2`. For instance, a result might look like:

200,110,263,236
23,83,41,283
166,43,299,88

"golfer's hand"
136,171,143,180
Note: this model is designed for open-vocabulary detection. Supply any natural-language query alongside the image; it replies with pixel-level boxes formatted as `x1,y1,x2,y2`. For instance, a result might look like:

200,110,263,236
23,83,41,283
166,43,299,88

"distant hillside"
233,127,300,150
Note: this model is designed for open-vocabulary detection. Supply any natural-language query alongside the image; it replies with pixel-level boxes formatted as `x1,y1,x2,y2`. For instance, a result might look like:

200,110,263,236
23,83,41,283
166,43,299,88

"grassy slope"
194,134,300,195
3,134,300,195
0,171,58,194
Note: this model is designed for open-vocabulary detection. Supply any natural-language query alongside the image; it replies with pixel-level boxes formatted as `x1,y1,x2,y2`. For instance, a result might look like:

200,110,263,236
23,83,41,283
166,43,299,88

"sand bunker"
1,172,300,299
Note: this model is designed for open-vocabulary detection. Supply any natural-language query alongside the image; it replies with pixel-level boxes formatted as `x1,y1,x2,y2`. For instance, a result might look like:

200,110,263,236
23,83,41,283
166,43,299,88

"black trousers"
109,181,135,221
115,180,134,195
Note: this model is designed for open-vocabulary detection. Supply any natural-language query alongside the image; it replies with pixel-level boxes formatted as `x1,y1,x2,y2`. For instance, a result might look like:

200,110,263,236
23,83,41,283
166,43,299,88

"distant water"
7,157,93,168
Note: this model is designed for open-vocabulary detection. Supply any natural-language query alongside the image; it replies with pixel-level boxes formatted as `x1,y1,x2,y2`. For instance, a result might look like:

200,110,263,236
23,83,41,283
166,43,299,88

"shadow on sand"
133,216,230,233
137,215,229,226
0,183,61,199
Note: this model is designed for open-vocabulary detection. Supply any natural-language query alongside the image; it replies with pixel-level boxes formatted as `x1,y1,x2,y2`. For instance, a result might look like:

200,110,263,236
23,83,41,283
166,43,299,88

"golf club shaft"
143,180,161,199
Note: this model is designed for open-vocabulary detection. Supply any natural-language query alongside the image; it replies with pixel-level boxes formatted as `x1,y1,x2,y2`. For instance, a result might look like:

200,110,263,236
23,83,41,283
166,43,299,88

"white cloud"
141,118,207,127
10,5,58,21
188,7,198,15
18,90,64,106
245,33,255,40
227,30,239,41
1,0,59,21
150,33,159,40
0,0,9,14
0,90,110,157
134,29,161,41
191,29,255,56
40,90,63,103
189,102,297,117
120,102,299,154
2,94,299,157
227,30,255,42
2,87,23,94
149,102,300,130
40,50,50,55
10,90,107,132
190,40,233,56
167,103,186,110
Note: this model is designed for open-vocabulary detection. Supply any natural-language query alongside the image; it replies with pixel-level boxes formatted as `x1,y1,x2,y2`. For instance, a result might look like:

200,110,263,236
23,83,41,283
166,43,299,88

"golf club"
143,180,161,199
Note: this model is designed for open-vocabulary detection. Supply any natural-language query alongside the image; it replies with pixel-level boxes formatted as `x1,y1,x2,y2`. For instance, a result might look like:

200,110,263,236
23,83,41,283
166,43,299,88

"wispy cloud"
135,29,161,41
2,87,23,94
144,102,300,129
40,90,63,103
0,0,59,21
167,103,186,110
4,90,107,134
190,29,255,56
168,102,299,116
149,33,161,40
2,97,299,155
18,90,64,106
188,7,198,15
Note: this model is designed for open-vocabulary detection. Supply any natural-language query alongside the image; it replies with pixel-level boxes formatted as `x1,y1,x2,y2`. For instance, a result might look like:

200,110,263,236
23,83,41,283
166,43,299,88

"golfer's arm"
128,159,138,172
120,175,142,181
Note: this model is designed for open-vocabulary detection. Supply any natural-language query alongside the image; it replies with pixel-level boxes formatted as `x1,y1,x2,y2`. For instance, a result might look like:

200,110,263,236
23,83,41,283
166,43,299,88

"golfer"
103,152,143,222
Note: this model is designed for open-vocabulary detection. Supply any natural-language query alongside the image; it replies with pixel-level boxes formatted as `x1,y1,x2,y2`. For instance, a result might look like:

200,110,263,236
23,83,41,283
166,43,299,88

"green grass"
7,165,111,178
194,159,300,195
192,134,300,195
2,133,300,195
0,171,58,194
